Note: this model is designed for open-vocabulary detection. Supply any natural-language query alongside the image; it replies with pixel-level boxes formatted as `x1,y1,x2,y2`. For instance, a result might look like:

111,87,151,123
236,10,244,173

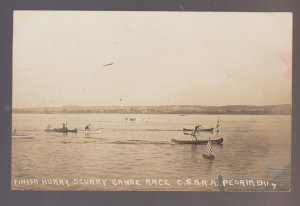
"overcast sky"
13,11,292,108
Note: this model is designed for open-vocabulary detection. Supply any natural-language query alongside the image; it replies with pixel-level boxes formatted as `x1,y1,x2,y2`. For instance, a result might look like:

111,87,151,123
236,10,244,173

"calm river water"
12,114,291,191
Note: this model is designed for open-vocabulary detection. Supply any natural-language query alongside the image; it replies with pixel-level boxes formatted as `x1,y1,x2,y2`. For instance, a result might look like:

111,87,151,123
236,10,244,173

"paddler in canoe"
63,122,68,129
191,125,200,141
85,124,91,131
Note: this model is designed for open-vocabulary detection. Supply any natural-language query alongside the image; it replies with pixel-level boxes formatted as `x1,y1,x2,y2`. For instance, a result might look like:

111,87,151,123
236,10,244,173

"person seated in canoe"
62,122,68,130
85,124,91,131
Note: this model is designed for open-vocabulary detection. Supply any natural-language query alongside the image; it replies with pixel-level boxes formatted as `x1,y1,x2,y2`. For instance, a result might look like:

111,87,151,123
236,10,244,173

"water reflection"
206,159,213,171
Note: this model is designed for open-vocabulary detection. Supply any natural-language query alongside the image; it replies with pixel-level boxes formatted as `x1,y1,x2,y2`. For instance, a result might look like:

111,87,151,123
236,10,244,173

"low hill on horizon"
12,104,291,115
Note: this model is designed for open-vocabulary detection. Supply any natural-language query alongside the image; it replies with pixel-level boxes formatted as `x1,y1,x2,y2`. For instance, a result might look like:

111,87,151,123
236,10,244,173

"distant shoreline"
12,104,291,115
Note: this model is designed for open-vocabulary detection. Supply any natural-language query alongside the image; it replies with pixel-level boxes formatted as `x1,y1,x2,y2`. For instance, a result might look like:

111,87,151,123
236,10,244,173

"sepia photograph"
12,11,292,191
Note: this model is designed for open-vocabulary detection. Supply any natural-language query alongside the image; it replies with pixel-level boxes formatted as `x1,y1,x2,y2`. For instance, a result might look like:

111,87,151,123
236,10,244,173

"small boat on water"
183,127,214,132
171,137,223,145
45,128,78,133
45,122,77,133
78,129,101,133
125,117,137,122
202,137,215,159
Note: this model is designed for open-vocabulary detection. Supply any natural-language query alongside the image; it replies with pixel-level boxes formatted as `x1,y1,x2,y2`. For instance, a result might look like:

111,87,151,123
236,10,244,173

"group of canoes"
171,128,222,160
172,125,223,146
172,117,223,160
44,117,222,160
44,121,222,143
43,119,221,161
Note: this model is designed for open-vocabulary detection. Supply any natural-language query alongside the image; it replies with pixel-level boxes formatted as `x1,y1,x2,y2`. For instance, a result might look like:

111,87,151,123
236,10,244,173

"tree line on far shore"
12,104,291,115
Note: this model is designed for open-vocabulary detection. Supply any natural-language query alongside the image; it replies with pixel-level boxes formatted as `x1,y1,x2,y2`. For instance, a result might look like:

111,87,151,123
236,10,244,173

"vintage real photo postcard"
12,11,292,191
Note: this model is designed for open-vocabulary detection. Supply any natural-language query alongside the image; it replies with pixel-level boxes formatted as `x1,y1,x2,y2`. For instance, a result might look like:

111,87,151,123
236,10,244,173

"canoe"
171,137,223,145
183,128,214,132
202,153,215,159
45,128,78,133
78,129,102,133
